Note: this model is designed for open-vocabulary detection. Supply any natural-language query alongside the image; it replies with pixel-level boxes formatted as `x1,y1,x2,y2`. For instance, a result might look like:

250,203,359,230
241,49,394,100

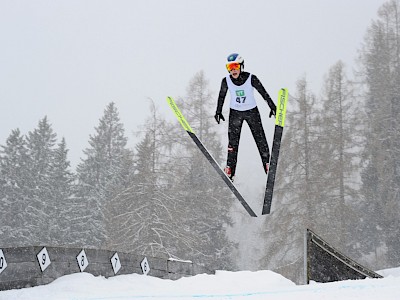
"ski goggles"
226,62,241,71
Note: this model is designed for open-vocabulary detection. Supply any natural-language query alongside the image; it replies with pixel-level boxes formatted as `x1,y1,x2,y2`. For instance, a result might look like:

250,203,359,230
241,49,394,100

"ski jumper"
216,72,275,178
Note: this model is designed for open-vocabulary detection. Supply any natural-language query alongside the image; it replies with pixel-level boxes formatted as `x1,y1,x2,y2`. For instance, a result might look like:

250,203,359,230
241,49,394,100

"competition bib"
226,74,257,111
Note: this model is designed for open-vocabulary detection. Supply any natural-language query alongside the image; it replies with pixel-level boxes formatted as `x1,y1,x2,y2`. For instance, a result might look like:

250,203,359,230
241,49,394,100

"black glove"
214,112,225,124
269,104,276,118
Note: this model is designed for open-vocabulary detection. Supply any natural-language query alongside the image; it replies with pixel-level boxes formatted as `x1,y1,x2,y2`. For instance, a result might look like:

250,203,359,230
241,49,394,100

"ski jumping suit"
216,71,276,178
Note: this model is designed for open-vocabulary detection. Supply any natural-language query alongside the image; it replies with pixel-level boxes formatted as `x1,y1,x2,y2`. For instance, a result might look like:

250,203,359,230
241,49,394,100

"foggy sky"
0,0,386,167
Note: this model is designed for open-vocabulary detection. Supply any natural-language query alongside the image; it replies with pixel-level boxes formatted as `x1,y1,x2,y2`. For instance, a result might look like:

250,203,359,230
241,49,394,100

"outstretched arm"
251,75,276,114
216,77,228,113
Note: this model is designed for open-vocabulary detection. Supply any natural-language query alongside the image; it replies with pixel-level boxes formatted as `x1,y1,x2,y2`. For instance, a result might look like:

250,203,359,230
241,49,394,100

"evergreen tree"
76,102,134,248
0,129,31,245
1,121,75,247
358,0,400,267
134,99,170,185
260,77,318,270
134,132,154,182
317,61,361,245
25,117,58,245
48,138,75,245
107,101,176,255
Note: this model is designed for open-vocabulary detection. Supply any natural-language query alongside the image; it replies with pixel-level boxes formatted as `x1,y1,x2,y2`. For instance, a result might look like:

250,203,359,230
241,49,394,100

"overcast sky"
0,0,387,168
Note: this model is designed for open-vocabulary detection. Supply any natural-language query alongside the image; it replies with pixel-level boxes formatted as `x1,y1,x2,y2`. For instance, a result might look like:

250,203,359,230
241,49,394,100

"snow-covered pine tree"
47,138,76,245
316,61,362,254
0,129,31,245
76,102,134,248
24,117,58,245
1,121,76,247
358,0,400,268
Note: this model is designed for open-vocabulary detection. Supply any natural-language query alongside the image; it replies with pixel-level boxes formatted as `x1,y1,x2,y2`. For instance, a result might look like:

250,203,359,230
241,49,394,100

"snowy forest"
1,0,399,276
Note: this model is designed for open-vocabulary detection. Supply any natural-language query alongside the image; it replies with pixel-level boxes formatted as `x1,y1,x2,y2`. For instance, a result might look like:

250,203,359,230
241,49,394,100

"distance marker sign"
0,249,7,274
110,252,121,275
76,249,89,272
141,257,150,275
37,247,51,272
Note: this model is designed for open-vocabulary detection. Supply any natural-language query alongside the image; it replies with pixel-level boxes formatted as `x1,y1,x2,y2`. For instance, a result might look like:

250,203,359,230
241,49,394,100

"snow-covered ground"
0,267,399,300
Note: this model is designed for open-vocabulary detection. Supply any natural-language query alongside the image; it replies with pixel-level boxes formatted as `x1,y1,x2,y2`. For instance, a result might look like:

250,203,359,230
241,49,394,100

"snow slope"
0,267,399,300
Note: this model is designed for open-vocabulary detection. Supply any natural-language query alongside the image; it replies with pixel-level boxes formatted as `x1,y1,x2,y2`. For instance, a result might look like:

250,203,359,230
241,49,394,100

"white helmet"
226,53,244,72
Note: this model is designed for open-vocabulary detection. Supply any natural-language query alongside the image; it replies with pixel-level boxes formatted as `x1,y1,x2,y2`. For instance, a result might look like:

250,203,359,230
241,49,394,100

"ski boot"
224,166,234,181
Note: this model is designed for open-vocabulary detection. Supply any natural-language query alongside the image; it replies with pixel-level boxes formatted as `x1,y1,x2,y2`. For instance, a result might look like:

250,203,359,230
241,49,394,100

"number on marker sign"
76,249,89,272
110,252,121,275
37,247,51,272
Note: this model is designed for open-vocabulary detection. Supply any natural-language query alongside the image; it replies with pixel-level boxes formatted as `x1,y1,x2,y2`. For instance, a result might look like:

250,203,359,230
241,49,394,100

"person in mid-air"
214,53,276,181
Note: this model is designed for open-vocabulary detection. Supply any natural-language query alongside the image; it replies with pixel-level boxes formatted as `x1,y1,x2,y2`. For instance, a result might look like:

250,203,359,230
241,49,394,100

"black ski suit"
215,71,276,178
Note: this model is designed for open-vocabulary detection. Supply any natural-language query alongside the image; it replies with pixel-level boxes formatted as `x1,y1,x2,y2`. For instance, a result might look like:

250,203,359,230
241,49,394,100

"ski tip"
166,96,194,133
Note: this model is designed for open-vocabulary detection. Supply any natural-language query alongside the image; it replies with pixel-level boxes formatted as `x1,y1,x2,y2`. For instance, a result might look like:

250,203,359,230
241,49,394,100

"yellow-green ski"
262,88,289,215
167,96,194,133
